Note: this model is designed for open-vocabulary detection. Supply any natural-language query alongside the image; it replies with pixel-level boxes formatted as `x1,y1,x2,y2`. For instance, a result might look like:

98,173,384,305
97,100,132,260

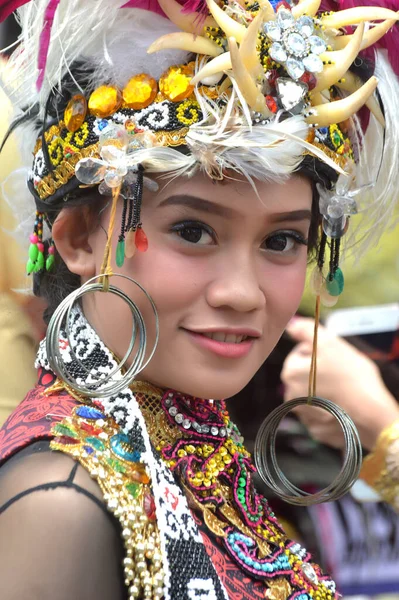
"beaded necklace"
133,381,335,600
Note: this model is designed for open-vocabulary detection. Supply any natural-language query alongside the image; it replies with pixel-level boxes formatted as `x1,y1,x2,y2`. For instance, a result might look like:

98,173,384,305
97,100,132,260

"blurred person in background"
0,45,45,424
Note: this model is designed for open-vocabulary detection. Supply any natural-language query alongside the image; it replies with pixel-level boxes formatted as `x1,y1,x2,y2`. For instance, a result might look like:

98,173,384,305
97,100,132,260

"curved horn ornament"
229,37,271,116
147,32,223,56
239,9,266,77
320,6,398,29
313,22,365,93
306,76,378,127
331,18,397,50
156,0,217,33
257,0,276,21
291,0,321,19
335,72,385,126
206,0,246,43
191,52,232,85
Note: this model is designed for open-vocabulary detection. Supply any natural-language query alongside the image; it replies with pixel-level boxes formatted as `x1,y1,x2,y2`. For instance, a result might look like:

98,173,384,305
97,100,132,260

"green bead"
85,436,106,451
54,423,78,438
46,254,55,272
326,267,344,296
125,482,140,498
107,457,126,473
34,251,45,273
116,239,125,268
26,259,35,275
29,243,38,262
238,477,246,487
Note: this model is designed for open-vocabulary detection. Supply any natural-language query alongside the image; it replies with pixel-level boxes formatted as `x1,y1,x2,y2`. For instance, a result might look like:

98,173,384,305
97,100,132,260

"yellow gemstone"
159,63,195,103
123,74,158,110
88,85,122,118
64,94,87,133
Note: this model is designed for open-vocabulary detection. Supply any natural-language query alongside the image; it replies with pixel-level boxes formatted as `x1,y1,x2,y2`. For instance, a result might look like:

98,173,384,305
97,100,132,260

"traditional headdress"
1,0,399,301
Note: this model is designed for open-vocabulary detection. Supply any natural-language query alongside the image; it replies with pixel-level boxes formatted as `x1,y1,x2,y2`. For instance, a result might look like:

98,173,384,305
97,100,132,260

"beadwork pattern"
137,385,337,600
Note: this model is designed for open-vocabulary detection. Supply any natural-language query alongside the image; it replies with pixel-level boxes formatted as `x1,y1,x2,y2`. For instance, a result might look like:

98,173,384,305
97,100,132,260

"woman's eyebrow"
270,209,312,223
158,195,236,218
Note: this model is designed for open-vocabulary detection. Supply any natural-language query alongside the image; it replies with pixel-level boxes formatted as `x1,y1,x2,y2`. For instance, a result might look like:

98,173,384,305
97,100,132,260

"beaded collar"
133,381,336,600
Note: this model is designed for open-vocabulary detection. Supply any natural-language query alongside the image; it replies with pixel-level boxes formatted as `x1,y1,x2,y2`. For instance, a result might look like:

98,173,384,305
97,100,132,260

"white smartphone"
325,303,399,366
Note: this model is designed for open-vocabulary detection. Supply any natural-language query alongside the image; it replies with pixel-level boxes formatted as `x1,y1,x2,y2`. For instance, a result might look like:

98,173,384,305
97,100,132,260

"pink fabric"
0,0,30,22
321,0,399,75
122,0,167,17
36,0,61,90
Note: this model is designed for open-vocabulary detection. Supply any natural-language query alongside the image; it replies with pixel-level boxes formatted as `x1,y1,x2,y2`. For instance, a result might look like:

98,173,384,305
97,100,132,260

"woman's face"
58,172,313,399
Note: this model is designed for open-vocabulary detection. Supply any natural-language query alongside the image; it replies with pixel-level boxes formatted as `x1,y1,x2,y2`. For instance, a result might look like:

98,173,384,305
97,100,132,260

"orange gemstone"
131,467,150,485
135,228,148,252
159,63,195,103
123,74,158,110
64,94,87,132
88,85,122,118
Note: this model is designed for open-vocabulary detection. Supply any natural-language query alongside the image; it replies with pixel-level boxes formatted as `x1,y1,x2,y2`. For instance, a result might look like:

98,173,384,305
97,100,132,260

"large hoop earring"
46,273,159,398
254,296,362,506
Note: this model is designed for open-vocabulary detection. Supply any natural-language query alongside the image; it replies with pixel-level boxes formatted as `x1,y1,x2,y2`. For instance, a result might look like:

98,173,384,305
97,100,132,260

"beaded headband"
1,0,398,297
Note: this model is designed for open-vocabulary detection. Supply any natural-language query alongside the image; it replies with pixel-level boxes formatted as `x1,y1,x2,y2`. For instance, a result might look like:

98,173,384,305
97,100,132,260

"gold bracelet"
360,419,399,511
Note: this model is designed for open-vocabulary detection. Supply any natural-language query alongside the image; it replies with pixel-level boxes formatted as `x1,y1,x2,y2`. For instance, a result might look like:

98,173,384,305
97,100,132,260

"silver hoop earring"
254,396,362,506
46,273,159,398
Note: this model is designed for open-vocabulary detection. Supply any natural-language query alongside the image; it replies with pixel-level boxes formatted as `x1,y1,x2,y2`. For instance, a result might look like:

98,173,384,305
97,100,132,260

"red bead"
265,95,278,113
80,421,102,436
144,492,156,521
37,242,44,252
48,245,55,255
300,72,317,91
30,233,38,244
135,228,148,252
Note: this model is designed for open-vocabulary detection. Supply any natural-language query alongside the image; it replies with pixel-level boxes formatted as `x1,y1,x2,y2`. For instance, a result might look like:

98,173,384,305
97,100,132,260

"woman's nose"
205,252,266,313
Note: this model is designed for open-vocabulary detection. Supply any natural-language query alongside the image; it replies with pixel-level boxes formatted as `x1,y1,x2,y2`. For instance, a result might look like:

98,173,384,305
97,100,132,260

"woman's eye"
263,232,307,253
172,222,215,245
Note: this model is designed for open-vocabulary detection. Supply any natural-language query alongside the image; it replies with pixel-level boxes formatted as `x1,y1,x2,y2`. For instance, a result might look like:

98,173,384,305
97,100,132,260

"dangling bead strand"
116,196,129,268
26,211,45,274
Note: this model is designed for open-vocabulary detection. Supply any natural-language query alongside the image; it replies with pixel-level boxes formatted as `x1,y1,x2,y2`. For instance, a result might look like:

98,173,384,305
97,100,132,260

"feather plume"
5,2,188,111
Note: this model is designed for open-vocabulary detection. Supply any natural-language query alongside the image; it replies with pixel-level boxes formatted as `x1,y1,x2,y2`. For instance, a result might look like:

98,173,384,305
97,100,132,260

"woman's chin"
142,372,251,401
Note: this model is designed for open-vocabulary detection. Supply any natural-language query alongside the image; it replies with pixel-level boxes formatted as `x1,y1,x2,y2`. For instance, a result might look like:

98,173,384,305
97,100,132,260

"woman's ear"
52,205,96,278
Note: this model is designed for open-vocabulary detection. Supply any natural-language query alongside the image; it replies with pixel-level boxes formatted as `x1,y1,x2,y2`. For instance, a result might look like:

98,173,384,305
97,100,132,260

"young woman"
0,0,398,599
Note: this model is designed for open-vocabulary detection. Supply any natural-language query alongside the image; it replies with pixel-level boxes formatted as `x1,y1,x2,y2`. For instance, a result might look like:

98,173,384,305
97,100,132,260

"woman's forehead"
151,173,313,219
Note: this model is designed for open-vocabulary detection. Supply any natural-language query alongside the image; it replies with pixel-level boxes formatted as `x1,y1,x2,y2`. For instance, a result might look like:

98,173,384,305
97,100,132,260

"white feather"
6,2,189,111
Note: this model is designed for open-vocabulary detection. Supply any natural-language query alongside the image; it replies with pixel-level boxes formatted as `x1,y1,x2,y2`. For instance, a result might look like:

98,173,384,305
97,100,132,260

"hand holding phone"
282,316,399,452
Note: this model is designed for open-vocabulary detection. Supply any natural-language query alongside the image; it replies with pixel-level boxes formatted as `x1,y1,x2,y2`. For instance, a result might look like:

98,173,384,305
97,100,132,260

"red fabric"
192,512,266,599
0,368,77,465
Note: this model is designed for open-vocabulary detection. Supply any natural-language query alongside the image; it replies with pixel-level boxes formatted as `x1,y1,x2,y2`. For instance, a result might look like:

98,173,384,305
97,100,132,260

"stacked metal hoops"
254,396,362,505
46,274,159,398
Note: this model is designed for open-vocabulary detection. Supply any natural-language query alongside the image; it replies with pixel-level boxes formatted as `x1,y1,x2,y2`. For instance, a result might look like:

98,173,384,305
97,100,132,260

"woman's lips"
184,329,256,358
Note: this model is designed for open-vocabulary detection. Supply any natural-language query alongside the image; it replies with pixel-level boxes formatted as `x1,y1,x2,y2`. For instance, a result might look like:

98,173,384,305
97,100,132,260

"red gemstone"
144,492,156,521
276,1,291,9
135,228,148,252
265,95,278,113
54,435,79,445
80,421,102,436
267,69,279,89
300,72,317,91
